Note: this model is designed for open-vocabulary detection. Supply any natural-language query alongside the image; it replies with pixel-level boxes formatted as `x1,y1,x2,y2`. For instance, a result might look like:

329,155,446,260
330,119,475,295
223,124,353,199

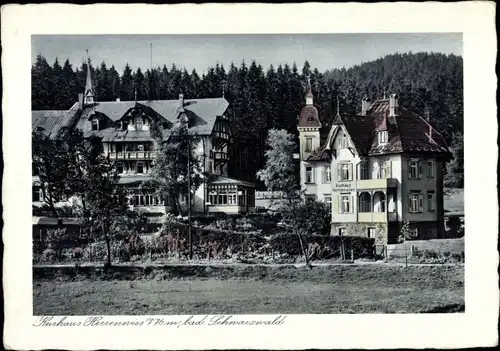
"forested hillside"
32,52,463,186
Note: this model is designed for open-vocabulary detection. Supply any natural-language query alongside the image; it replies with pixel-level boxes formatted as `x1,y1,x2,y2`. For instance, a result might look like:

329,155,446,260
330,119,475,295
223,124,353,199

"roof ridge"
403,106,447,140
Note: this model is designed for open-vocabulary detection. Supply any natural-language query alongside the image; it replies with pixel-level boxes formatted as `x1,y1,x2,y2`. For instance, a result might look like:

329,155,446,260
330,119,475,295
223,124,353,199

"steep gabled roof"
31,102,80,140
35,97,230,141
305,144,330,162
323,98,451,158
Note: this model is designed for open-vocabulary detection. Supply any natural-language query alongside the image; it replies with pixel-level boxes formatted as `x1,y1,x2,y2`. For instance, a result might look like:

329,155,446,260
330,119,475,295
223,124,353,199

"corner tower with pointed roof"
297,79,322,161
84,57,95,105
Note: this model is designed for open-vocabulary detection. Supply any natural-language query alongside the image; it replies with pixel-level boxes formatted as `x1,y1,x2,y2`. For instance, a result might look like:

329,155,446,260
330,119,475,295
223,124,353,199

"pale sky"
32,33,462,74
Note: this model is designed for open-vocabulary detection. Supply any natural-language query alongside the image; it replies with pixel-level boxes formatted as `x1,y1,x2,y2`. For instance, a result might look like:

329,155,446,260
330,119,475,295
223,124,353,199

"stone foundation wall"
331,220,445,245
331,222,388,245
392,221,443,242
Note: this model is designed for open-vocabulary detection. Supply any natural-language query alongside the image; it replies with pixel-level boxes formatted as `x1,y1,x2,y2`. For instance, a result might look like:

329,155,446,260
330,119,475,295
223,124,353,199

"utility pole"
150,42,153,71
187,126,193,260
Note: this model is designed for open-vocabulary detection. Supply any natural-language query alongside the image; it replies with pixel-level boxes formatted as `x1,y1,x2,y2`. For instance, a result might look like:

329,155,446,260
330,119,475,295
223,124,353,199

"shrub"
412,248,423,258
41,248,57,262
445,217,464,238
72,247,84,259
127,233,145,256
281,199,331,236
269,233,375,259
422,249,438,259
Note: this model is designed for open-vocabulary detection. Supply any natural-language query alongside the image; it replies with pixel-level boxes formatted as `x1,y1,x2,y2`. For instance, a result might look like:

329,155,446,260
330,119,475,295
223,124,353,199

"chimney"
116,97,121,102
424,106,430,121
179,93,185,109
78,93,83,110
361,96,371,116
389,94,398,117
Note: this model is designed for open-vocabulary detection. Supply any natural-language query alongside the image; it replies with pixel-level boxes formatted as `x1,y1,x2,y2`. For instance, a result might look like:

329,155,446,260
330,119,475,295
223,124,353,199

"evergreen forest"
32,52,464,186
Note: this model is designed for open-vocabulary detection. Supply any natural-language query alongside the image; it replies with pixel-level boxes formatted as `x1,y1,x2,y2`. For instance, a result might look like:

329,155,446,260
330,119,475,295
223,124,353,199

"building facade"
298,86,451,244
32,58,255,216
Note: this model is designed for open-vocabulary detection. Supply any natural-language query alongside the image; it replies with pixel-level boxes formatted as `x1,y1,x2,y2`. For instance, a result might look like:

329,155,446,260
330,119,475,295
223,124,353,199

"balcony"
109,151,156,160
358,212,388,223
213,152,228,161
356,178,397,190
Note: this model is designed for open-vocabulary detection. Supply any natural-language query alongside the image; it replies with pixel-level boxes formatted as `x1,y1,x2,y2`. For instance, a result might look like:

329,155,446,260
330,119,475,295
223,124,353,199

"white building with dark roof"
32,58,255,216
297,85,452,244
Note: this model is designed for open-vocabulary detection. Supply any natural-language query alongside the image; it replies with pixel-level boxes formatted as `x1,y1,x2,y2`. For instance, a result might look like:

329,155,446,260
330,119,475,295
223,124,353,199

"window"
134,117,143,131
136,162,144,174
238,193,246,206
340,134,348,149
32,186,41,202
116,162,124,174
305,138,313,152
410,227,419,238
180,194,187,204
209,192,217,205
116,143,123,152
228,193,237,205
408,192,424,213
305,166,314,183
359,193,371,212
378,161,392,179
338,228,346,236
134,194,144,206
91,119,99,131
338,163,353,181
220,194,228,205
377,131,388,144
340,193,352,213
408,159,421,179
427,191,436,211
324,195,332,207
367,227,376,238
324,166,331,183
427,160,435,178
358,161,368,180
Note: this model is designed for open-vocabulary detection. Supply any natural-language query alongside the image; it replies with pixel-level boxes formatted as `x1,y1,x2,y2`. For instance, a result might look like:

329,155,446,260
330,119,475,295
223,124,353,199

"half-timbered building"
32,58,255,216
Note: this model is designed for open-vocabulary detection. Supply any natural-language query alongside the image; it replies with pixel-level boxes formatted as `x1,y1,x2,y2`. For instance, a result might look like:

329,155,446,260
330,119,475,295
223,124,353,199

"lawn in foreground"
33,265,464,315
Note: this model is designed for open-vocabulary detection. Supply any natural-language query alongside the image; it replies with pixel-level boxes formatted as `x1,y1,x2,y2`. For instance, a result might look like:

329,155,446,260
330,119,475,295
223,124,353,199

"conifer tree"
109,65,121,100
120,63,134,101
97,61,114,101
133,67,146,100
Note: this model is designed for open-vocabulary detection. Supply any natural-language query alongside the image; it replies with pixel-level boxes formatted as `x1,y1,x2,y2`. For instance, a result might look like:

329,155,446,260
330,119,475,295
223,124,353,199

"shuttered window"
324,194,332,207
340,193,353,214
324,166,331,183
408,159,421,179
408,192,424,212
337,163,353,181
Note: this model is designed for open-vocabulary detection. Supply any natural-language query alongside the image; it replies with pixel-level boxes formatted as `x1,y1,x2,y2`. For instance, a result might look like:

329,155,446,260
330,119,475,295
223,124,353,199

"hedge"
269,232,375,258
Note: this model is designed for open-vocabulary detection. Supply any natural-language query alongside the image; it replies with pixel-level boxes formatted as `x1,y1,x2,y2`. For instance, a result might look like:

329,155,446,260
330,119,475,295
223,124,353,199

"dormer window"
377,131,388,144
91,119,99,131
